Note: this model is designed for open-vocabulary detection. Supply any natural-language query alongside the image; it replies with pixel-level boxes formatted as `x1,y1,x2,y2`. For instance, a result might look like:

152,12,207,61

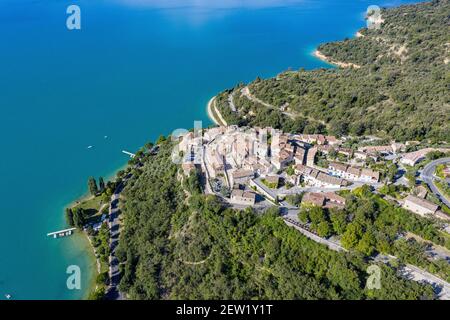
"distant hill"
215,0,450,142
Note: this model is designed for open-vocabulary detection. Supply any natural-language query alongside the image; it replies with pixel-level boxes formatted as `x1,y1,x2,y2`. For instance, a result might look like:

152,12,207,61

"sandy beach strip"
207,96,228,126
313,50,361,69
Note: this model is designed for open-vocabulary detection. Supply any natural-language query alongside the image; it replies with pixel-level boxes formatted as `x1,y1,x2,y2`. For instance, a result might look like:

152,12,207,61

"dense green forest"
115,140,436,300
215,0,450,142
300,186,450,281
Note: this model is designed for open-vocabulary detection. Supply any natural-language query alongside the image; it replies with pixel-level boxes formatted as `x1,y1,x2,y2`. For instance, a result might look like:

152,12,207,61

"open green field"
72,195,109,224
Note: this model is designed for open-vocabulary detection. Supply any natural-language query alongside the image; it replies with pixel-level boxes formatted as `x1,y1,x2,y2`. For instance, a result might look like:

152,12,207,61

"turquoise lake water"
0,0,419,299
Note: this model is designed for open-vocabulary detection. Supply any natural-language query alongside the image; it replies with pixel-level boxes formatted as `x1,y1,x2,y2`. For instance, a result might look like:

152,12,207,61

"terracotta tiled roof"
316,172,344,186
302,193,326,206
329,162,348,172
361,168,380,180
231,189,256,200
347,167,361,176
232,169,254,179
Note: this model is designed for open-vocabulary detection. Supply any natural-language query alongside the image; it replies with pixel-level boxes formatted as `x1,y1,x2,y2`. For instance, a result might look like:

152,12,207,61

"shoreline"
206,96,227,126
70,229,99,300
313,49,361,69
67,164,125,210
83,231,101,298
66,163,128,300
69,98,223,299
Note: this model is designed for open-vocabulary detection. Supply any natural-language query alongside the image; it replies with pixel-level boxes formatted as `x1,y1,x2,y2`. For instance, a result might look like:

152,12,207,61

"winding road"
420,157,450,207
241,86,295,119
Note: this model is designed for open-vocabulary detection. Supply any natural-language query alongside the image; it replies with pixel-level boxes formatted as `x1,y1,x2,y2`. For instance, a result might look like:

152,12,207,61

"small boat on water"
87,145,93,149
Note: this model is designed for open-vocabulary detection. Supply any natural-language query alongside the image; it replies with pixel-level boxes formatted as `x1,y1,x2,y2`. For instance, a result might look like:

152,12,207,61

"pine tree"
155,135,166,145
88,177,98,196
66,208,74,227
145,142,154,151
99,177,105,193
73,208,85,229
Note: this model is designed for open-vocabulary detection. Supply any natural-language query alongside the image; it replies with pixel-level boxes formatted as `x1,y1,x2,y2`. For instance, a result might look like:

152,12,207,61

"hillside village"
104,1,450,301
177,125,450,222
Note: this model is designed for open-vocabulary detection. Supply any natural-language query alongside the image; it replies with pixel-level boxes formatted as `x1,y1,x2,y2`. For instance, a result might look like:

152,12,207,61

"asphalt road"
283,217,347,252
106,183,125,300
420,157,450,207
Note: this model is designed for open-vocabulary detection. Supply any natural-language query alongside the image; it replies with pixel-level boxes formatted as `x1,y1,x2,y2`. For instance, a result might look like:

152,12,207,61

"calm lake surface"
0,0,418,299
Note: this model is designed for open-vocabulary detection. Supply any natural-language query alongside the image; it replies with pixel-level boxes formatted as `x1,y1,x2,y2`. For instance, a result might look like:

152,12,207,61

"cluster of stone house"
269,131,328,170
199,126,273,179
316,141,408,163
328,162,380,183
358,143,405,155
177,127,450,221
317,145,352,157
270,132,295,170
183,126,342,185
177,126,395,207
317,141,408,163
295,164,349,188
178,126,346,201
317,144,381,162
292,134,340,146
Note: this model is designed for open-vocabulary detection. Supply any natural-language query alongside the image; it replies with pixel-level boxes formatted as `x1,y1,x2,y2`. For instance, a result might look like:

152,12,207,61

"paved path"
400,264,450,300
201,145,214,195
420,158,450,207
207,97,227,126
241,87,295,119
106,183,125,300
251,177,278,202
283,217,347,252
